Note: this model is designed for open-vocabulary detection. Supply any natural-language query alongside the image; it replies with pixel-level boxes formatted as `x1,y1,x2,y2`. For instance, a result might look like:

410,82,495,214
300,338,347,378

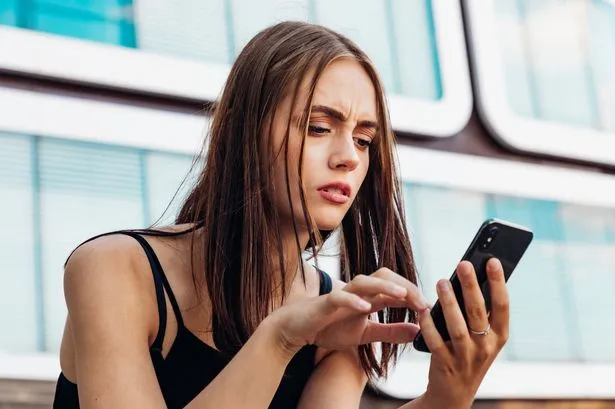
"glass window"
229,0,310,56
467,0,615,165
401,183,615,363
134,0,228,62
0,133,38,354
38,138,144,352
2,0,135,46
145,151,195,225
0,0,18,25
559,204,615,361
390,0,442,99
495,0,599,127
312,0,396,93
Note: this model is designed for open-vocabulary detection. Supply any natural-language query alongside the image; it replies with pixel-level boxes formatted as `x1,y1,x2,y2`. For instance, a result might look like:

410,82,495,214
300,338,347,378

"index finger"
371,267,429,311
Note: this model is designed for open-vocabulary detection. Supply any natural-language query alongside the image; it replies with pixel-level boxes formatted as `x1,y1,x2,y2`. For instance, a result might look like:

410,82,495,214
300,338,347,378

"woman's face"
270,57,378,232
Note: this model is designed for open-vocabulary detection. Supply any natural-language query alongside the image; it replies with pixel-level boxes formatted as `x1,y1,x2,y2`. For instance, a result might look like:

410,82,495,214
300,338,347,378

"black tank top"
53,230,334,409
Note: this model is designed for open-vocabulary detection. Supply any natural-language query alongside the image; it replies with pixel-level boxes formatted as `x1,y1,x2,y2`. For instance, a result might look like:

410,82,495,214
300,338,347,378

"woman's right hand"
267,268,430,353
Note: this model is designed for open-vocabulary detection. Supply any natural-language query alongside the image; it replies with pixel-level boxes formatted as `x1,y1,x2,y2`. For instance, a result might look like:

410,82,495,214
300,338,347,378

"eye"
308,125,331,136
354,137,372,150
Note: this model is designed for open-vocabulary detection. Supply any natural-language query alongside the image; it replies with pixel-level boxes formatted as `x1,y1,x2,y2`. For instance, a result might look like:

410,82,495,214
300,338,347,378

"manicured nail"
488,258,503,276
438,280,451,293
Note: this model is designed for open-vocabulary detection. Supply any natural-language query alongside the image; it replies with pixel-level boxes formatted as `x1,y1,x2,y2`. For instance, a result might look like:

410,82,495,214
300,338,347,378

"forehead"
311,58,378,119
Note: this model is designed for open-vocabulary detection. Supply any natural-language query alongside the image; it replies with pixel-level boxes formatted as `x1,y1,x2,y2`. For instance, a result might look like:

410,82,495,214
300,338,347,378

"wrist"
259,314,302,362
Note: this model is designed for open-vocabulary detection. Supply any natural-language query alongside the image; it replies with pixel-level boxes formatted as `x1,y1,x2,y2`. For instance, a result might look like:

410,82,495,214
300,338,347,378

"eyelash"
307,125,373,150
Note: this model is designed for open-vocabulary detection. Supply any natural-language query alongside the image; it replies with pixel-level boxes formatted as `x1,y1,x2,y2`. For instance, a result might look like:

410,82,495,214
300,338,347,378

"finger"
457,261,489,337
344,275,408,300
321,290,372,316
367,294,414,312
437,279,470,351
486,258,509,339
371,268,429,311
361,322,420,344
417,307,449,357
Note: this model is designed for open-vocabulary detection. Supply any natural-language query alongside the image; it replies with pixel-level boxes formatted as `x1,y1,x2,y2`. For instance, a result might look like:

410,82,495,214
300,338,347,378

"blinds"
0,133,38,353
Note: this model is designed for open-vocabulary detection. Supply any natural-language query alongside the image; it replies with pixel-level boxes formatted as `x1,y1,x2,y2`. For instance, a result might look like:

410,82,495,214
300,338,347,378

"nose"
328,132,360,171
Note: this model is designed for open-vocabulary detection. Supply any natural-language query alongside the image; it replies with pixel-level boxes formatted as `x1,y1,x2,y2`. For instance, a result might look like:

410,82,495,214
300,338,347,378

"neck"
274,223,312,298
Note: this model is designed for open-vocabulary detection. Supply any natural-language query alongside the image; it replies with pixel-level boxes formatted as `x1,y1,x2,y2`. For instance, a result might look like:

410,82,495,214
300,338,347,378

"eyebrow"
311,105,378,129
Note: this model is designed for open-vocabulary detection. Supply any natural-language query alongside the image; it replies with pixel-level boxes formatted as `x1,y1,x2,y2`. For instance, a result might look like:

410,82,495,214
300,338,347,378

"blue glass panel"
494,0,615,128
493,0,538,118
0,0,18,25
145,151,194,225
33,7,134,45
230,0,310,58
558,203,615,361
313,0,396,93
34,0,133,18
587,0,615,132
38,138,144,352
488,196,577,360
390,0,441,99
134,0,228,62
0,133,39,353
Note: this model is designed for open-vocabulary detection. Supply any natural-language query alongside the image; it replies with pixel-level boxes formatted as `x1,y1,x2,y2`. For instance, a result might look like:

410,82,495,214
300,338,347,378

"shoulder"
64,233,147,294
63,233,159,338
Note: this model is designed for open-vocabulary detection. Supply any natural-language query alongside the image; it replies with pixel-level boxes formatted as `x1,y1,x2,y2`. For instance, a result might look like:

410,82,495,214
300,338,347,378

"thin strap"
315,267,333,295
120,232,186,329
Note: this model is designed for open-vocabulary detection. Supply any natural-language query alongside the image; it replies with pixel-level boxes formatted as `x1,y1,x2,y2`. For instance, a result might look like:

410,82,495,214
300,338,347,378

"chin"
311,213,346,231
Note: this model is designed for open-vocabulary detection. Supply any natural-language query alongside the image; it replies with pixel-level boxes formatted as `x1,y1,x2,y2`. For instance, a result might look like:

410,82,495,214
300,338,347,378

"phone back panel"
413,219,533,352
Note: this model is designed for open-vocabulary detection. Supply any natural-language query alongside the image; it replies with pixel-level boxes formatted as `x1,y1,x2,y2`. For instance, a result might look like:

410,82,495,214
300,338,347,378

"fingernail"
438,280,450,293
488,258,502,276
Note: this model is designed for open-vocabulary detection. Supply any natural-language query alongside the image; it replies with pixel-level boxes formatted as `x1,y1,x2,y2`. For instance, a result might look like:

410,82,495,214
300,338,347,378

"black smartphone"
412,218,533,353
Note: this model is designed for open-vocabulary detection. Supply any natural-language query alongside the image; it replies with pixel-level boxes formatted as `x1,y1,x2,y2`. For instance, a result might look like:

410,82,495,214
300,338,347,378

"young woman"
53,22,509,409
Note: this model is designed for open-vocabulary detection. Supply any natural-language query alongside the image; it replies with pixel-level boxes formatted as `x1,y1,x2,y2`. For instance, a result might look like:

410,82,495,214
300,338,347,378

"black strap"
120,232,185,329
316,267,333,295
67,230,185,352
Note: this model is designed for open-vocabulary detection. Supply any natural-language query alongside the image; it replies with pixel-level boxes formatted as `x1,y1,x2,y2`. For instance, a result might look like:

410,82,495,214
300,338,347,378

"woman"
54,22,508,409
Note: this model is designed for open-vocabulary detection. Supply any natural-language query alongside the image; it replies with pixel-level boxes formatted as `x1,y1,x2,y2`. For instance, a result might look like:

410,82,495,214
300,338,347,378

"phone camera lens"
481,226,499,249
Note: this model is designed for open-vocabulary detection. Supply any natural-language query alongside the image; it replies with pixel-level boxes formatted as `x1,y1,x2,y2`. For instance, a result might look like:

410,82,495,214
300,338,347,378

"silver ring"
469,323,491,336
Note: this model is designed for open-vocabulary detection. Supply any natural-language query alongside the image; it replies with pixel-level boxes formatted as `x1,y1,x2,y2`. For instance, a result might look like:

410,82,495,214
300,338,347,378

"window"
0,0,472,137
466,0,615,165
378,145,615,399
0,133,38,354
0,0,135,45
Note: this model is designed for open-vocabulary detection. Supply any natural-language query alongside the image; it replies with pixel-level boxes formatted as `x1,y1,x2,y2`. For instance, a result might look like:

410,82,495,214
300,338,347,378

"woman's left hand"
417,258,509,409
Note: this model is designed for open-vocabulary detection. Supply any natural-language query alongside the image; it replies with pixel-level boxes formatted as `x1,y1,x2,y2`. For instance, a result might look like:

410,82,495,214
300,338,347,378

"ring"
469,323,491,336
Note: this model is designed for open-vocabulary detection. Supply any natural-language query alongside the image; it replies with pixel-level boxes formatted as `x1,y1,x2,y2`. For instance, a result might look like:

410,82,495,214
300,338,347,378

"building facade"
1,0,614,407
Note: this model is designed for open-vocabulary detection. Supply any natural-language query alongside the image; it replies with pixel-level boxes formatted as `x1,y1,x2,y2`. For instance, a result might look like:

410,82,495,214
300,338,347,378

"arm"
297,348,366,409
65,237,298,409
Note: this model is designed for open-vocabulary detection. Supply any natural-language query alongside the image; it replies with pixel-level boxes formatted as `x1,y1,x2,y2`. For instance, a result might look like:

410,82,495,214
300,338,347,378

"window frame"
464,0,615,166
0,0,472,137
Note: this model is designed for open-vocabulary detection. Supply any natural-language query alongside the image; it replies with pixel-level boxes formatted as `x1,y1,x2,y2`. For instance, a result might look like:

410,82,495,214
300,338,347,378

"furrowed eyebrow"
311,105,378,129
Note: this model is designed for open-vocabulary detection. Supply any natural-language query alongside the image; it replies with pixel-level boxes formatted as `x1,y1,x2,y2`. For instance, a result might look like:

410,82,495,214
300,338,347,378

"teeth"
325,188,344,195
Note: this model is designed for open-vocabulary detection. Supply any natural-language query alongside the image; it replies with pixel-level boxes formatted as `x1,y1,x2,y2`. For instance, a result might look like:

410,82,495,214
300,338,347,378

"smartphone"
412,218,533,353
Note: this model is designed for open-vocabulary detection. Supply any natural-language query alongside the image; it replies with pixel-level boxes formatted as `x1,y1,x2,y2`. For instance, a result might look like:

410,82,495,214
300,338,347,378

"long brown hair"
175,21,418,380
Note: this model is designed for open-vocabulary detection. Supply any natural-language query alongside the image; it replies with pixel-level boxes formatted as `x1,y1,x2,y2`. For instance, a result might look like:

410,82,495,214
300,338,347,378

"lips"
317,182,352,205
317,182,351,197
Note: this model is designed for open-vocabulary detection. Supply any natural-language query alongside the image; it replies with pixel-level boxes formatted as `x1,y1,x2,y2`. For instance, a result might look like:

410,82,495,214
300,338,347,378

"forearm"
186,317,299,409
396,393,471,409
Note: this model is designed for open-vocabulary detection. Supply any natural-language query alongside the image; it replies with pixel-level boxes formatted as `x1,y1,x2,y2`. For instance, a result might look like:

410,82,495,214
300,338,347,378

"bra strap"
315,267,333,295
